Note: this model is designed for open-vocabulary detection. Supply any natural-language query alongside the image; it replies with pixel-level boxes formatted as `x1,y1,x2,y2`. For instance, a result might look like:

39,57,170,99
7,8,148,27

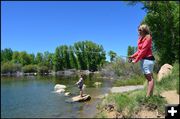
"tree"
29,53,35,64
1,48,13,62
108,50,117,62
127,46,137,56
35,52,44,65
12,51,21,64
53,46,63,71
19,51,31,66
69,46,79,69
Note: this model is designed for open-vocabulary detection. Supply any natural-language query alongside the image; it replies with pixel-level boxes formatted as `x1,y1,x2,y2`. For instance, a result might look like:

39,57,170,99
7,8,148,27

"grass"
113,75,145,86
97,89,167,118
96,63,179,118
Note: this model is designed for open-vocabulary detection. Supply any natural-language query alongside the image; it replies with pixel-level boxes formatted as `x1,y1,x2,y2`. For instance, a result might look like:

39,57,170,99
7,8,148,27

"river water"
1,74,112,118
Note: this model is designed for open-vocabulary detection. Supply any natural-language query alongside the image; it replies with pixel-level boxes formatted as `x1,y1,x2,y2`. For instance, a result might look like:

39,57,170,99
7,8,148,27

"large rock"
157,64,173,82
55,89,65,93
66,94,91,102
54,84,66,91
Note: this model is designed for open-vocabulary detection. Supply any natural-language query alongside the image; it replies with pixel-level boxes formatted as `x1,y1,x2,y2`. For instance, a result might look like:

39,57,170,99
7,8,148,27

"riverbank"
1,69,101,77
95,63,179,118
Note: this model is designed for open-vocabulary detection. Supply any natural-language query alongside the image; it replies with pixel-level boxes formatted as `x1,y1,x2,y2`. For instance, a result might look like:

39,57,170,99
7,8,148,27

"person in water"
76,75,84,97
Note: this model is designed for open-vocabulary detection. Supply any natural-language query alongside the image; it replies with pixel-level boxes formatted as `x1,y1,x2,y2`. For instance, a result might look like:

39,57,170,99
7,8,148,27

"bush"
1,62,22,74
103,57,141,77
22,64,37,73
38,66,49,74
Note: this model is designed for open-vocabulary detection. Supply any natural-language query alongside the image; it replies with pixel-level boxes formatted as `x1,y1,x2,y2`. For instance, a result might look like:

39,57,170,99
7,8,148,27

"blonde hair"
139,24,151,35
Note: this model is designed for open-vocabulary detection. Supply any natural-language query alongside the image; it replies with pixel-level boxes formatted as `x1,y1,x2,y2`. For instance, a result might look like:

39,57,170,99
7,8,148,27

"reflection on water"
1,74,112,118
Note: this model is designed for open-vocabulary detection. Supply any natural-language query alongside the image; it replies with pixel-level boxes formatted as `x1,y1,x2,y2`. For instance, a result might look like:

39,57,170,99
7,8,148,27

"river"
1,74,112,118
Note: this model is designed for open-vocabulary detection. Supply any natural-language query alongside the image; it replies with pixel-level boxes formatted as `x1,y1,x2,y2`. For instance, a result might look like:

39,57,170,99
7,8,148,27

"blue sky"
1,1,146,61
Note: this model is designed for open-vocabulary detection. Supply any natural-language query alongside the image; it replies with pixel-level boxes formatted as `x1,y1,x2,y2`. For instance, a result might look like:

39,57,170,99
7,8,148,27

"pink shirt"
131,35,153,63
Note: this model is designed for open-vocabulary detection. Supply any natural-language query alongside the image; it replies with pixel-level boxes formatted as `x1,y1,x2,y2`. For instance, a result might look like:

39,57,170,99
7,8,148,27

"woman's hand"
132,60,135,63
128,57,133,63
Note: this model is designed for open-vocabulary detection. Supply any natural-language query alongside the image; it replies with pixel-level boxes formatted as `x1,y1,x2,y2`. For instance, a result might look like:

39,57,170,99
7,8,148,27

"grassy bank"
96,63,179,118
113,75,145,86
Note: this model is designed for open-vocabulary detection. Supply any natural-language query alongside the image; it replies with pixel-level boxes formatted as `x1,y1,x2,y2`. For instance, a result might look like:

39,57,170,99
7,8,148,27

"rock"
157,64,173,82
105,104,115,112
94,82,102,86
64,92,71,96
66,94,91,102
55,89,65,93
54,84,66,91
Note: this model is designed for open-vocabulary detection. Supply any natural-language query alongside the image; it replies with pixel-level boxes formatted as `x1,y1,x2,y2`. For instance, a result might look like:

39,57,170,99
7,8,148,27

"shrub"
1,62,22,74
38,66,49,74
103,57,141,77
22,64,37,73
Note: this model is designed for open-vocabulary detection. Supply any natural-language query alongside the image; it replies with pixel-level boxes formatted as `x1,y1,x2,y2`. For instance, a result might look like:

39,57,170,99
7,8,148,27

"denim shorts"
140,59,155,74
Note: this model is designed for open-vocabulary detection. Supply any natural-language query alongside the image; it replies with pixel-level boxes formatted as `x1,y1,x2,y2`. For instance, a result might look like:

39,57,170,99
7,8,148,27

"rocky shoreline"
1,69,101,77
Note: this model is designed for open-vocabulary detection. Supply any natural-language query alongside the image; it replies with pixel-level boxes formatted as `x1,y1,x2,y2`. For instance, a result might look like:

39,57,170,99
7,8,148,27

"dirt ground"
160,90,179,104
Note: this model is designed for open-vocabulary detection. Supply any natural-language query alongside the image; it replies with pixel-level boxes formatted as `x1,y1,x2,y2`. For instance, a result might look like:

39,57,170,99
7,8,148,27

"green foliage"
12,51,21,64
113,75,145,86
69,45,79,69
127,46,137,56
1,48,13,62
1,62,22,73
108,50,117,62
35,52,44,65
22,64,37,73
43,51,54,70
73,41,106,71
104,57,141,77
19,51,32,66
38,65,49,74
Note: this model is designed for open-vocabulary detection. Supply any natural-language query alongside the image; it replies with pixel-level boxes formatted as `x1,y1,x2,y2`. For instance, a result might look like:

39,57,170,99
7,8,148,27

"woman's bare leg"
145,73,154,97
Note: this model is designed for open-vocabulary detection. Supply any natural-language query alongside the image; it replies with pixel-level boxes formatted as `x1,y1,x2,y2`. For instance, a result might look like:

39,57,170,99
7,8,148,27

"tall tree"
35,52,44,65
127,46,136,56
69,46,79,69
1,48,13,62
19,51,31,66
108,50,117,62
12,51,21,64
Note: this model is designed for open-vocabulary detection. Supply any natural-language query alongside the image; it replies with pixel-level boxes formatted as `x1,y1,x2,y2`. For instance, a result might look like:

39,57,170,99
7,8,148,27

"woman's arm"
133,36,152,63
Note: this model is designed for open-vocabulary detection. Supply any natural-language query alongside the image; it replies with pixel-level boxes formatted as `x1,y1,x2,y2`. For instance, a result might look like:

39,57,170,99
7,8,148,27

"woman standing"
129,24,155,97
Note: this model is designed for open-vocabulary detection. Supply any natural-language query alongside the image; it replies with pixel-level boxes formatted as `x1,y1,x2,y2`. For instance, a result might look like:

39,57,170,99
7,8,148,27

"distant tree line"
1,41,106,74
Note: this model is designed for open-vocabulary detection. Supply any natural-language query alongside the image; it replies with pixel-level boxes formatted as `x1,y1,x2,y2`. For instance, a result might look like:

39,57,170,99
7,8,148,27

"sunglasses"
138,29,142,31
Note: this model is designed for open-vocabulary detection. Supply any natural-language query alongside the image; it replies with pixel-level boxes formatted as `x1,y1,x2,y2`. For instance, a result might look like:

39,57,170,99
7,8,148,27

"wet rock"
64,92,71,96
55,89,65,93
54,84,66,91
66,94,91,102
